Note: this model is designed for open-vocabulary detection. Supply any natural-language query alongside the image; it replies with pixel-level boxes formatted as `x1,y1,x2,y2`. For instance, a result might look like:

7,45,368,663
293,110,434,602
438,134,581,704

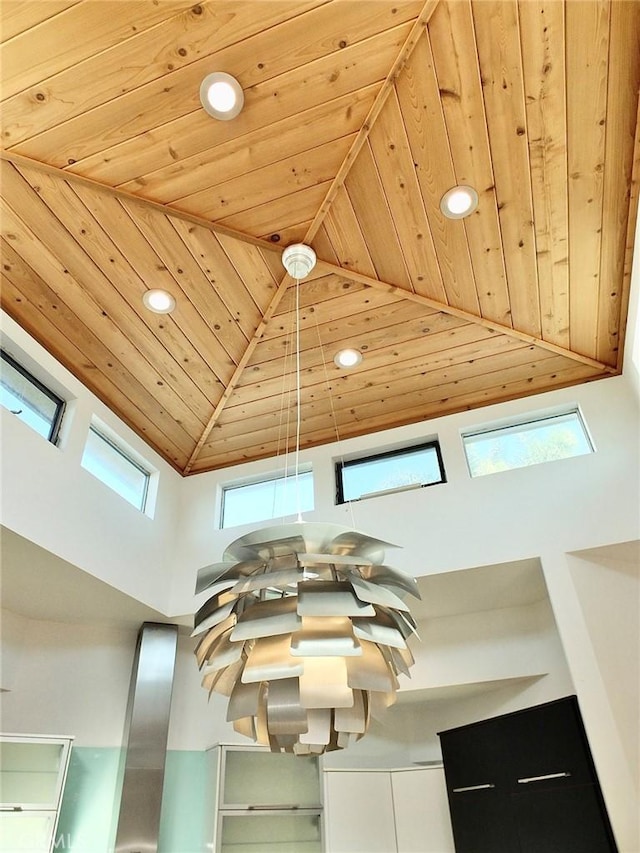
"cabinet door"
500,697,595,790
391,768,455,853
0,812,56,852
324,771,397,853
511,784,617,853
0,740,70,810
219,811,323,853
222,749,321,809
445,788,519,853
439,719,506,791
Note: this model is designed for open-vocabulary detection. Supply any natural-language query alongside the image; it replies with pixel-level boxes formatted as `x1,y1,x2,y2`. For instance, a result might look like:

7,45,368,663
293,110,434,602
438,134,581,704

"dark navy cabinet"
438,697,617,853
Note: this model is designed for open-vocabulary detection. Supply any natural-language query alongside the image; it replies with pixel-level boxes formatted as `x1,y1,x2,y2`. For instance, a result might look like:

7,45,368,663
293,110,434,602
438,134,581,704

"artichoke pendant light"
193,246,420,754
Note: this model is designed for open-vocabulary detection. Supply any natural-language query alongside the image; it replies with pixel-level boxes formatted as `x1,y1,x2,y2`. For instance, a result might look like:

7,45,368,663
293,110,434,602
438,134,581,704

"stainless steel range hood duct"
115,622,178,853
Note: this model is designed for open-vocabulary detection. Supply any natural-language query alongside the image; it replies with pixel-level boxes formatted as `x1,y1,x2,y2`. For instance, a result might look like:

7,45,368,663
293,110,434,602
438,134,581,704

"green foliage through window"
463,411,593,477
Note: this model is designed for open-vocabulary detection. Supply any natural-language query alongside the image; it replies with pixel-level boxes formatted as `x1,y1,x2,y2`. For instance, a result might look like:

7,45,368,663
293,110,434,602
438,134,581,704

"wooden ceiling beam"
303,0,439,244
183,272,292,475
0,150,285,258
314,259,617,375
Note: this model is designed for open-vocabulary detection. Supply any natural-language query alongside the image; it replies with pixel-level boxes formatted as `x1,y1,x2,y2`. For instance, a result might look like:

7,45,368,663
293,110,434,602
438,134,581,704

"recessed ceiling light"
440,185,479,219
334,348,363,369
199,72,244,120
143,289,176,314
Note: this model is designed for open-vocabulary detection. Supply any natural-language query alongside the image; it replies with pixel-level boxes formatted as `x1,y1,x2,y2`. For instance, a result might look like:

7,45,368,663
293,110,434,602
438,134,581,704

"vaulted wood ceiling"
1,0,639,475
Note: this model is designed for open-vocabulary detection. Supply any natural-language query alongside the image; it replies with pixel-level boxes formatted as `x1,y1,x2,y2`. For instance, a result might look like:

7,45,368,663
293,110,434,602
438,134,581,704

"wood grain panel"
13,161,220,423
118,197,250,361
218,184,328,244
194,348,590,469
566,0,610,358
426,0,511,327
519,0,569,349
1,241,191,469
316,187,377,278
69,180,236,389
0,197,203,452
2,171,209,434
597,0,640,366
231,322,499,411
193,358,600,472
345,143,413,289
309,226,340,266
119,86,376,202
0,0,635,475
169,218,264,339
0,1,324,148
52,22,414,181
222,337,536,432
213,234,280,313
243,299,449,381
179,135,355,222
473,0,541,337
0,1,191,99
0,1,79,42
368,89,449,304
395,34,480,315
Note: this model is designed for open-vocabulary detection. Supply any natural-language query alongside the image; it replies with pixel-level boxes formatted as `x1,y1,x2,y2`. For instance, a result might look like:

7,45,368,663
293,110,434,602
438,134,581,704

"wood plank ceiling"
1,0,639,475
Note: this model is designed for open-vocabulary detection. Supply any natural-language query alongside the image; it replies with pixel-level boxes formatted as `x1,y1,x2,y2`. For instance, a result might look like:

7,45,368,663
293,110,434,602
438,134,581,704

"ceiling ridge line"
0,150,284,257
183,273,293,475
303,0,439,244
314,259,617,375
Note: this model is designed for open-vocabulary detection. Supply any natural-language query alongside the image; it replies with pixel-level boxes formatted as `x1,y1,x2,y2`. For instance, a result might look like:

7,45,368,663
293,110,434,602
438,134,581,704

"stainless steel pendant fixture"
193,521,420,754
193,245,420,754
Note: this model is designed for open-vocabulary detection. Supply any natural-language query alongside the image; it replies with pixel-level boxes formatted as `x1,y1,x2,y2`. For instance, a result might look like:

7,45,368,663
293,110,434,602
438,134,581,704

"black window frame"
335,440,447,504
1,348,65,444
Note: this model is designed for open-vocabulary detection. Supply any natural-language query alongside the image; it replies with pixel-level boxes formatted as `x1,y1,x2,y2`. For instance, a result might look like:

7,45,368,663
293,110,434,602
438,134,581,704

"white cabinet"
211,745,324,853
0,734,73,853
323,771,397,853
324,766,454,853
391,768,455,853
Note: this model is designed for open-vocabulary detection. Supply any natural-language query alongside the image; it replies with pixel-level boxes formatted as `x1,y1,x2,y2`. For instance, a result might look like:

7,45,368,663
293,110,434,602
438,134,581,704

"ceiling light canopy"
334,348,363,369
199,72,244,120
282,243,317,280
142,289,176,314
440,185,479,219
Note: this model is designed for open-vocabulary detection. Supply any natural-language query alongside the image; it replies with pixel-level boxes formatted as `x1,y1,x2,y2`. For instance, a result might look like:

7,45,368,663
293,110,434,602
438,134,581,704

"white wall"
0,612,136,747
0,312,182,613
173,373,640,616
568,546,640,794
2,308,639,850
542,545,640,852
409,599,571,692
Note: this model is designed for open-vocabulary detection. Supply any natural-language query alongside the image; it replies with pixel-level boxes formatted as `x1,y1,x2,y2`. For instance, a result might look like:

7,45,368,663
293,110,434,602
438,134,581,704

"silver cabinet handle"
518,772,571,784
0,806,23,812
248,804,299,810
452,784,495,793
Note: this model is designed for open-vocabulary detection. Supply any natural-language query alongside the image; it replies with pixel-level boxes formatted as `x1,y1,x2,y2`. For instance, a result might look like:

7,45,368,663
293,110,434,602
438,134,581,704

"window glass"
0,350,64,442
81,426,150,511
222,471,314,529
336,442,446,503
463,410,593,477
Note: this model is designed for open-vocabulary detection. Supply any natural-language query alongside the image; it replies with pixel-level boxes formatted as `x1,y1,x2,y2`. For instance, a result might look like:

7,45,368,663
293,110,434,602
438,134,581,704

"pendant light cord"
294,276,302,522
